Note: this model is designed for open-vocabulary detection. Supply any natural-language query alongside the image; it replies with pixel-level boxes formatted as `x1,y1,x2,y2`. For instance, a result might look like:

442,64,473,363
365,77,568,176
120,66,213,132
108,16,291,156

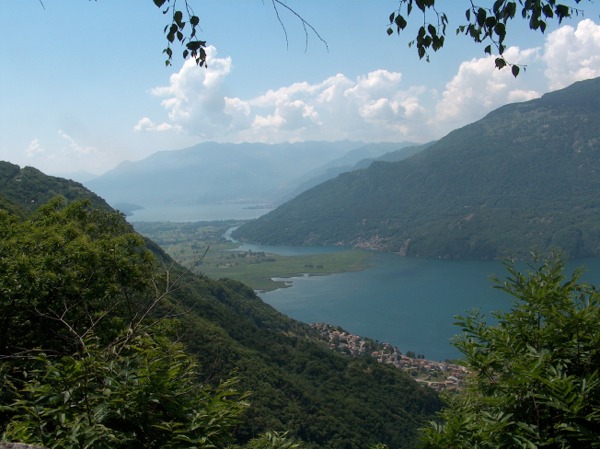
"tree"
420,254,600,448
0,198,248,448
3,334,248,449
0,197,156,355
153,0,593,76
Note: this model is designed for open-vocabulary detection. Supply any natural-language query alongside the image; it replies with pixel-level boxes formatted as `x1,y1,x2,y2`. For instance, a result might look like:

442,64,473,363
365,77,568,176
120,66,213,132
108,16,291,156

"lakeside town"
311,323,468,391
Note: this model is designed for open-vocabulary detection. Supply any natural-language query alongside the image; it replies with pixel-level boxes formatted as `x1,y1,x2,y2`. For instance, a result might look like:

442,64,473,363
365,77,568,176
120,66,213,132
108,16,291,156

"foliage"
0,197,156,354
4,334,248,449
152,0,206,67
234,77,600,260
387,0,590,76
419,254,600,448
243,431,303,449
0,162,108,214
151,1,592,74
152,0,326,67
0,197,248,448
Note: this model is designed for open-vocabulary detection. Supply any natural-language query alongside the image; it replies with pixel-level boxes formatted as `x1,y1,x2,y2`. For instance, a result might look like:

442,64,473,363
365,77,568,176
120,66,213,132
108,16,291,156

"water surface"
259,253,600,361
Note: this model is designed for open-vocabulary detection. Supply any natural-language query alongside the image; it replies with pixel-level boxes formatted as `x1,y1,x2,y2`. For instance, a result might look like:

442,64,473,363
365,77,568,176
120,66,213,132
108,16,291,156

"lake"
131,208,600,362
126,203,273,222
255,249,600,361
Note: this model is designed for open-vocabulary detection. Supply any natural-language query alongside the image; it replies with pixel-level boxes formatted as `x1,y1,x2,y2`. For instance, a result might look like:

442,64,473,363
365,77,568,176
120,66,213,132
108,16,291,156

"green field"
134,220,373,291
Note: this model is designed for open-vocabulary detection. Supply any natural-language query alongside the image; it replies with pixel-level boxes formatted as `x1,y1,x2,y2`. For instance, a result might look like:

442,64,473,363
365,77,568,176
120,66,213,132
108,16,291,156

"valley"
133,220,374,291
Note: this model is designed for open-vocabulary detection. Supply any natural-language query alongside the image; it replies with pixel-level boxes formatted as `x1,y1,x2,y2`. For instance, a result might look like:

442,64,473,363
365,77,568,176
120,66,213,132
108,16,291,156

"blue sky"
1,1,600,176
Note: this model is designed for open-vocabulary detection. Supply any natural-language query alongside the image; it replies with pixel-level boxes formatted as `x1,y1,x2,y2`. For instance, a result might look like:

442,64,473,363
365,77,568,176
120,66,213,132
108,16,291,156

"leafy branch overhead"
387,0,590,77
153,0,205,66
153,0,327,68
155,0,591,75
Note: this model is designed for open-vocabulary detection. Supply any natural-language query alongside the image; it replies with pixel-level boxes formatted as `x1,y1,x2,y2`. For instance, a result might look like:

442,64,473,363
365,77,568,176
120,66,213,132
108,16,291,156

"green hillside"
0,163,440,449
0,161,109,213
233,77,600,259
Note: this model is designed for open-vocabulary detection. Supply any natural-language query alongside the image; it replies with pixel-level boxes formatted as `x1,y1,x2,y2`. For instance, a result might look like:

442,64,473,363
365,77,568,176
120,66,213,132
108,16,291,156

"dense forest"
0,162,441,449
234,77,600,260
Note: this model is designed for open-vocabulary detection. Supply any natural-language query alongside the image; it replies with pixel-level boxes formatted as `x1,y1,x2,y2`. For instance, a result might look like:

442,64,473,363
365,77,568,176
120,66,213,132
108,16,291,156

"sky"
1,1,600,177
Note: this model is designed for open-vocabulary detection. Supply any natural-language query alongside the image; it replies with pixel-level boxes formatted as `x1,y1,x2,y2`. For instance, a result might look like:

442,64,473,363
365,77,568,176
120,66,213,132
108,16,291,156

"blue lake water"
254,248,600,361
131,211,600,362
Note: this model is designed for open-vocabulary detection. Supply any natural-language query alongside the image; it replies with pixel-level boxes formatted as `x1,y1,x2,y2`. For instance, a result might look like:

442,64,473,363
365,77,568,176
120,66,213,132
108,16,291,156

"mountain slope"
0,161,109,213
233,77,600,259
0,162,441,449
281,141,424,202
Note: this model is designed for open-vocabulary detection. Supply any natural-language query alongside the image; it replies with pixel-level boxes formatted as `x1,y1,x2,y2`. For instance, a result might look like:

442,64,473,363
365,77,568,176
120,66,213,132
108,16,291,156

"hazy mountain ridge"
233,77,600,259
85,141,412,210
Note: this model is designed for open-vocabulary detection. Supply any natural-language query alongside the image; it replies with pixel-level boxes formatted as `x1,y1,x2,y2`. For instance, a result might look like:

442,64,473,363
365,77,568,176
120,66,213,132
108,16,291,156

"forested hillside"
234,77,600,260
0,163,440,449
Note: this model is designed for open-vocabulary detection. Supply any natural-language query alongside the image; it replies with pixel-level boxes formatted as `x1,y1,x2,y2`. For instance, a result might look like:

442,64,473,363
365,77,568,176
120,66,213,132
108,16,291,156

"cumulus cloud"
134,117,180,132
141,20,600,145
543,19,600,90
143,58,431,142
148,46,233,137
433,46,542,133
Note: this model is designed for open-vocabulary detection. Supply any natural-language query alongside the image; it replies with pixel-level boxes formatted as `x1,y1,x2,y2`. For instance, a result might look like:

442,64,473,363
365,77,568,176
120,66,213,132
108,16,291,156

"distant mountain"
233,77,600,260
51,169,99,184
85,141,398,211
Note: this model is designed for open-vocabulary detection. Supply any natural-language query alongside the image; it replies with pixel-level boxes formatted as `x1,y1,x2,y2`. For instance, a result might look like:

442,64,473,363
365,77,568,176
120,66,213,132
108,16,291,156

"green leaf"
493,0,504,14
174,10,184,28
476,8,487,27
394,15,407,30
511,64,520,77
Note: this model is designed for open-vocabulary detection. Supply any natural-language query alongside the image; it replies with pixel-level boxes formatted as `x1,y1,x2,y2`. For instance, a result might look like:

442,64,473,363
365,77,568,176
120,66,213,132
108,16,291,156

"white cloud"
58,130,95,156
25,139,45,158
149,46,233,137
543,19,600,90
141,20,600,145
134,117,180,132
144,61,432,142
433,47,541,134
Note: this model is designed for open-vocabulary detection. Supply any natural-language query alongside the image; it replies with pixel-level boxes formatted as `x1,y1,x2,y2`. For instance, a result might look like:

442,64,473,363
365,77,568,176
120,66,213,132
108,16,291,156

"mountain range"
233,77,600,260
85,141,418,214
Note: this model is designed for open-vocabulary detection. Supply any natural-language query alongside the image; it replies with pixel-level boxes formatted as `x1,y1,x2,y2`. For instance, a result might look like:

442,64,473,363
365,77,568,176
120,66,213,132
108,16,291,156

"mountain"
0,161,109,214
280,141,424,202
0,162,441,449
233,77,600,260
85,141,388,210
